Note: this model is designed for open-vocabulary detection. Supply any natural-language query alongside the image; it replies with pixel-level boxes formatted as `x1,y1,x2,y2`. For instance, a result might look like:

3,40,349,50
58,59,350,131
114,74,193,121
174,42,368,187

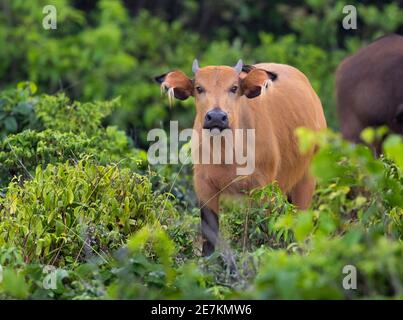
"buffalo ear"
154,73,168,84
240,69,278,99
242,85,262,99
154,70,193,101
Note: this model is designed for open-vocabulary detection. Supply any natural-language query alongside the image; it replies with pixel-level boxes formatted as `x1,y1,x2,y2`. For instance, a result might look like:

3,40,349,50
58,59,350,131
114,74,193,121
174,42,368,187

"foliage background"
0,0,402,299
1,0,402,145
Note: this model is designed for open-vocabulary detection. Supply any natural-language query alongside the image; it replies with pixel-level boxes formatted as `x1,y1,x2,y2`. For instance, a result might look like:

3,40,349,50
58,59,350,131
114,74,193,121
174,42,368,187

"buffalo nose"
204,109,229,130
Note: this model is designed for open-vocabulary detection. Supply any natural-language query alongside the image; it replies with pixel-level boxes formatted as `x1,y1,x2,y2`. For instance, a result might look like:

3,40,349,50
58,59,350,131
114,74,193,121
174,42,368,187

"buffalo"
156,60,327,255
336,34,403,153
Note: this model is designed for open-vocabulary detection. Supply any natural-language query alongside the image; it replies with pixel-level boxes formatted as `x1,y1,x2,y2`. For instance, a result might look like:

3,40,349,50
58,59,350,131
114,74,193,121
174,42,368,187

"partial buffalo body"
336,34,403,152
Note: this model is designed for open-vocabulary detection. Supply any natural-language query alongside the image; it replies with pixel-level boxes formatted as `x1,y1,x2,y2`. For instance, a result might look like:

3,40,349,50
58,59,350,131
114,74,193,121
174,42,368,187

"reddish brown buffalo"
336,34,403,152
156,61,326,256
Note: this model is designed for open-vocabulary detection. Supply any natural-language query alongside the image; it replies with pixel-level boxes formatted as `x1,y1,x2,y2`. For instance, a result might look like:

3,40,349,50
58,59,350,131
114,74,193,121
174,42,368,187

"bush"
249,235,403,299
0,86,146,186
0,82,40,139
0,161,177,266
0,127,402,299
237,129,403,299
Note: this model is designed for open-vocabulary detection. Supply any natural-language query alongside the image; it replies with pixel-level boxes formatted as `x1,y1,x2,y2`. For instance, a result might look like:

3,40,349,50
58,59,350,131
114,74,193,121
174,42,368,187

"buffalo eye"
230,85,238,93
195,86,205,94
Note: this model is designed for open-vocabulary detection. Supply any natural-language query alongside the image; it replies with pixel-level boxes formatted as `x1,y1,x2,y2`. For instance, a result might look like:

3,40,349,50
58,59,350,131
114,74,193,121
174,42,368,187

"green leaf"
294,211,314,242
360,127,375,144
4,116,18,132
384,135,403,170
1,268,29,299
67,188,74,205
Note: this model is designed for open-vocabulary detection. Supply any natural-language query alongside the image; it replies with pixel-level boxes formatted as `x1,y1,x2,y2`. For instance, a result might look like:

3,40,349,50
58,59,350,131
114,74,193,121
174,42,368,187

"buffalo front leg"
194,174,220,256
289,171,316,210
201,206,219,256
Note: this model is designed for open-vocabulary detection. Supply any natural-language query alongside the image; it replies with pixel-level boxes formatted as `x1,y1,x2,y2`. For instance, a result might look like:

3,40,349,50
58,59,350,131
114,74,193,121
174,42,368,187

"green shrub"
247,235,402,299
34,93,119,135
0,82,40,139
221,183,295,252
0,86,146,186
0,127,142,185
106,225,215,300
0,161,177,266
234,129,403,299
0,127,401,299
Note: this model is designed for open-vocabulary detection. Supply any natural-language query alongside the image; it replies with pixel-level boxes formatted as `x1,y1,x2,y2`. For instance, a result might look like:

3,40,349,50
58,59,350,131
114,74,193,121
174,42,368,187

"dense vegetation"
0,0,402,299
1,0,402,145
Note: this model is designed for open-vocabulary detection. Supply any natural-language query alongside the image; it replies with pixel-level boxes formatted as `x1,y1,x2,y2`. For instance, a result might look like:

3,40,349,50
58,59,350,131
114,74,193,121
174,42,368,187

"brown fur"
336,34,403,153
155,62,327,255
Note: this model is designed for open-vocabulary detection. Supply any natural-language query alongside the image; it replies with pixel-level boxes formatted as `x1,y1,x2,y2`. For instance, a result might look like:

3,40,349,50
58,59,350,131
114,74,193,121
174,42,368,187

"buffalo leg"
201,206,219,256
290,172,316,210
339,111,364,144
